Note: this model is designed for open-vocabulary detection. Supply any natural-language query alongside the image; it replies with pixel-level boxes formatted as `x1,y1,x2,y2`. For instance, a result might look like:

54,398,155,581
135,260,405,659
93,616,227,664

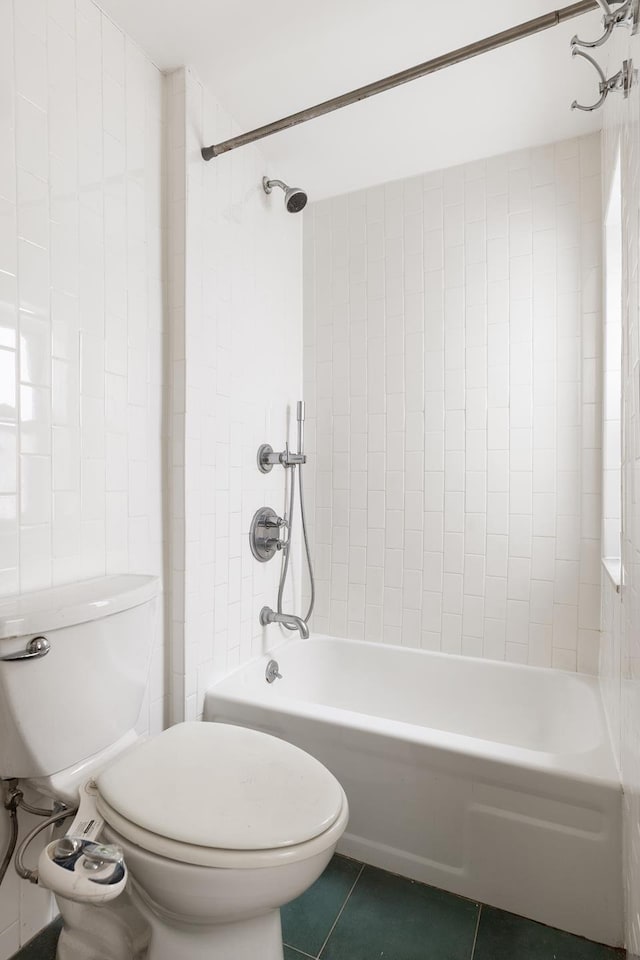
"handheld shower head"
296,399,305,457
262,177,308,213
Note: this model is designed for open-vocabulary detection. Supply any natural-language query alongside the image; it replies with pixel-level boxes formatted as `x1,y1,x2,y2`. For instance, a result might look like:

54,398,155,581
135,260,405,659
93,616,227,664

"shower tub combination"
205,636,622,947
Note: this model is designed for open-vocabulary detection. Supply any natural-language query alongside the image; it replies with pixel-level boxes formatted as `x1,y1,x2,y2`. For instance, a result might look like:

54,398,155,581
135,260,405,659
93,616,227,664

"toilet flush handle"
0,636,50,661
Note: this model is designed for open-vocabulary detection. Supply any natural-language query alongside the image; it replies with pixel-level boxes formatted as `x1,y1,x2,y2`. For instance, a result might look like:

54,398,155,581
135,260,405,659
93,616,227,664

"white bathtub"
204,636,622,946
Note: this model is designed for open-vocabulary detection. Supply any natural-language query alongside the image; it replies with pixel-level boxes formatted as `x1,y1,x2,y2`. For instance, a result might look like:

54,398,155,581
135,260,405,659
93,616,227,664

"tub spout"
260,606,309,639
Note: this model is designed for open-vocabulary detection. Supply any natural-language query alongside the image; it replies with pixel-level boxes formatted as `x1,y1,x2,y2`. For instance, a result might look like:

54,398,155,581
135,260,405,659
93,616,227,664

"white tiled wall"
166,67,303,723
304,136,602,672
0,0,166,953
600,22,640,958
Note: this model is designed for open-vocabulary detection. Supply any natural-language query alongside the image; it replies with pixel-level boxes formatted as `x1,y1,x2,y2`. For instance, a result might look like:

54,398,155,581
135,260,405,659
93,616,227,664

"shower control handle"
263,516,287,529
258,536,284,552
257,443,306,473
250,507,288,562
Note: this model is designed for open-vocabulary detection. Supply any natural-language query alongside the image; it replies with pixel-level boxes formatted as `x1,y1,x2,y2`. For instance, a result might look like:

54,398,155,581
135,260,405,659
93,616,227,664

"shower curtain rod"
201,0,598,161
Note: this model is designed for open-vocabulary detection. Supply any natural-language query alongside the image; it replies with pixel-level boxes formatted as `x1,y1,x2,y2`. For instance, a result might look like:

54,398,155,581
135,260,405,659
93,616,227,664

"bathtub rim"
206,633,621,794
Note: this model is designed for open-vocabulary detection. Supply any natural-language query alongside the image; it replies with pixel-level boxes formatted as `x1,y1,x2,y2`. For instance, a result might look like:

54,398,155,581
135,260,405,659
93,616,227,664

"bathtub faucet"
259,606,309,640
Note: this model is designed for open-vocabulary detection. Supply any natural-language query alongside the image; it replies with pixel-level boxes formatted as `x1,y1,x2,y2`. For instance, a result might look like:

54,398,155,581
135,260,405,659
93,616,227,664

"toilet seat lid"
96,722,344,850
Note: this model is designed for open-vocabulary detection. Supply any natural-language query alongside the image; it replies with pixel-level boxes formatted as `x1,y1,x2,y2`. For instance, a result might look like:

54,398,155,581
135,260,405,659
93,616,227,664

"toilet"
0,576,348,960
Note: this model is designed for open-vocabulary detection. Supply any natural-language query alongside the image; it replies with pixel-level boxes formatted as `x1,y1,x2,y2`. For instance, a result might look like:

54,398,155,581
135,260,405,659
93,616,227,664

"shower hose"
277,460,315,630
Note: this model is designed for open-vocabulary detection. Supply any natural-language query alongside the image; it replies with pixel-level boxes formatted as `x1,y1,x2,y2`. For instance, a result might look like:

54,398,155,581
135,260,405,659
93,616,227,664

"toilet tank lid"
0,575,160,639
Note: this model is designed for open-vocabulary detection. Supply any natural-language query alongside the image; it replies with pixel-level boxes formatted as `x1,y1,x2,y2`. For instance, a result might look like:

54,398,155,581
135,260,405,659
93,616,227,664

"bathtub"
204,636,622,947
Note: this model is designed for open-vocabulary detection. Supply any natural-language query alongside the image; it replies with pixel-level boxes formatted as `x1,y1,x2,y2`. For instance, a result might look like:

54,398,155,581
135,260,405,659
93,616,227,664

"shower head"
262,177,308,213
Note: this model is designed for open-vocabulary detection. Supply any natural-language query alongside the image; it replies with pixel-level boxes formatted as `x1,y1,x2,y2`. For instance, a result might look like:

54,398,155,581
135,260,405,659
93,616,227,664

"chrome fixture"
254,401,315,640
569,0,637,109
258,402,307,474
201,1,597,160
265,659,283,683
250,507,288,562
260,607,309,640
262,178,308,214
257,443,306,473
0,636,50,662
572,0,638,46
571,51,636,110
250,400,316,637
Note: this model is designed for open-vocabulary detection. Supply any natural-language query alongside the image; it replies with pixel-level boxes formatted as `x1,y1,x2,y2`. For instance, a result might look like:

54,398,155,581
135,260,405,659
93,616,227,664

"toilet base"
55,892,285,960
143,906,284,960
55,892,150,960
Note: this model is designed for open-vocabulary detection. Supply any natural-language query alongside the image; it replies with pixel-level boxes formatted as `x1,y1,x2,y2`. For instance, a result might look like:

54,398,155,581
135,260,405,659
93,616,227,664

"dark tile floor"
281,855,623,960
11,855,623,960
10,918,62,960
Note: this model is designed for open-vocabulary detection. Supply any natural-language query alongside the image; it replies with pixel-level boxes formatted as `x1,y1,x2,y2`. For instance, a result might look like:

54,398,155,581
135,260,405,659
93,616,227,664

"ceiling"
97,0,605,200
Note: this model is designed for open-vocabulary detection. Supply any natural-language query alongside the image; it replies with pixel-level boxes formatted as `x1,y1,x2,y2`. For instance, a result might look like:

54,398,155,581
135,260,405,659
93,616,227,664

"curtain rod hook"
571,51,636,111
571,0,639,49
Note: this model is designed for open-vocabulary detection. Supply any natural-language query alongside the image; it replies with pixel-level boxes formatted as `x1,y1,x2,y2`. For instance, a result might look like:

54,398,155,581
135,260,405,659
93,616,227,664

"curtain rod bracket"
571,51,636,109
571,0,638,48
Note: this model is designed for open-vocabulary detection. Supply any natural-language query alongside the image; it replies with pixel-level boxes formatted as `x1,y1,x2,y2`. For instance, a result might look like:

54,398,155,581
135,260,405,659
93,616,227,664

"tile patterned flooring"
12,854,623,960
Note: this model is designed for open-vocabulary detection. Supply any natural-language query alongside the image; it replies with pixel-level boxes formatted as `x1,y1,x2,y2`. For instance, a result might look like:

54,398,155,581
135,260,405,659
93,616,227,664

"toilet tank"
0,575,160,780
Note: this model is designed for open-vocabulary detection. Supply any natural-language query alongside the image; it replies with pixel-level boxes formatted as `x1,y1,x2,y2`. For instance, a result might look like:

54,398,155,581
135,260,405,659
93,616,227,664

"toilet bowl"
57,721,348,960
0,576,348,960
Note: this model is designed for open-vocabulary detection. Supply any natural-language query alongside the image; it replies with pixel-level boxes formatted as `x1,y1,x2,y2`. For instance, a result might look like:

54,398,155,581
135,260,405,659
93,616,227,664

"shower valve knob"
263,516,286,529
260,536,284,551
250,507,287,562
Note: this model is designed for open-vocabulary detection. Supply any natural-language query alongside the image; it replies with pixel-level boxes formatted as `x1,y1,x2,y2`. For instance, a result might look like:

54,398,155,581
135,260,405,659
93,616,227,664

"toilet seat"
95,722,347,866
98,790,349,868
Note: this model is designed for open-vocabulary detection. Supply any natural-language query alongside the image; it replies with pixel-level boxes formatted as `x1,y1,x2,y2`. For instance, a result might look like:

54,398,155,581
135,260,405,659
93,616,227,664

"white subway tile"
15,23,47,111
441,612,462,653
462,594,484,638
486,534,508,578
15,97,48,180
464,512,486,555
483,617,506,660
307,137,601,682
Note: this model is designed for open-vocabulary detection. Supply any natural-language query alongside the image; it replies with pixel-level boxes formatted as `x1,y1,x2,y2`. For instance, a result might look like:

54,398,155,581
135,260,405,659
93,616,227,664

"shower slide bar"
201,0,599,161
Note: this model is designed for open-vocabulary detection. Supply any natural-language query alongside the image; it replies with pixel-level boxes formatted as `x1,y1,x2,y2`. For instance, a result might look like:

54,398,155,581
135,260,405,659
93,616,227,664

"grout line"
470,904,482,960
282,946,317,960
316,862,365,959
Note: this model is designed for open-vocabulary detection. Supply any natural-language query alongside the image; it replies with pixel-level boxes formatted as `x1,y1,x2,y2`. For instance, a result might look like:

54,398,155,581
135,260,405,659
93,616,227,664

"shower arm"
262,178,287,194
202,0,599,161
